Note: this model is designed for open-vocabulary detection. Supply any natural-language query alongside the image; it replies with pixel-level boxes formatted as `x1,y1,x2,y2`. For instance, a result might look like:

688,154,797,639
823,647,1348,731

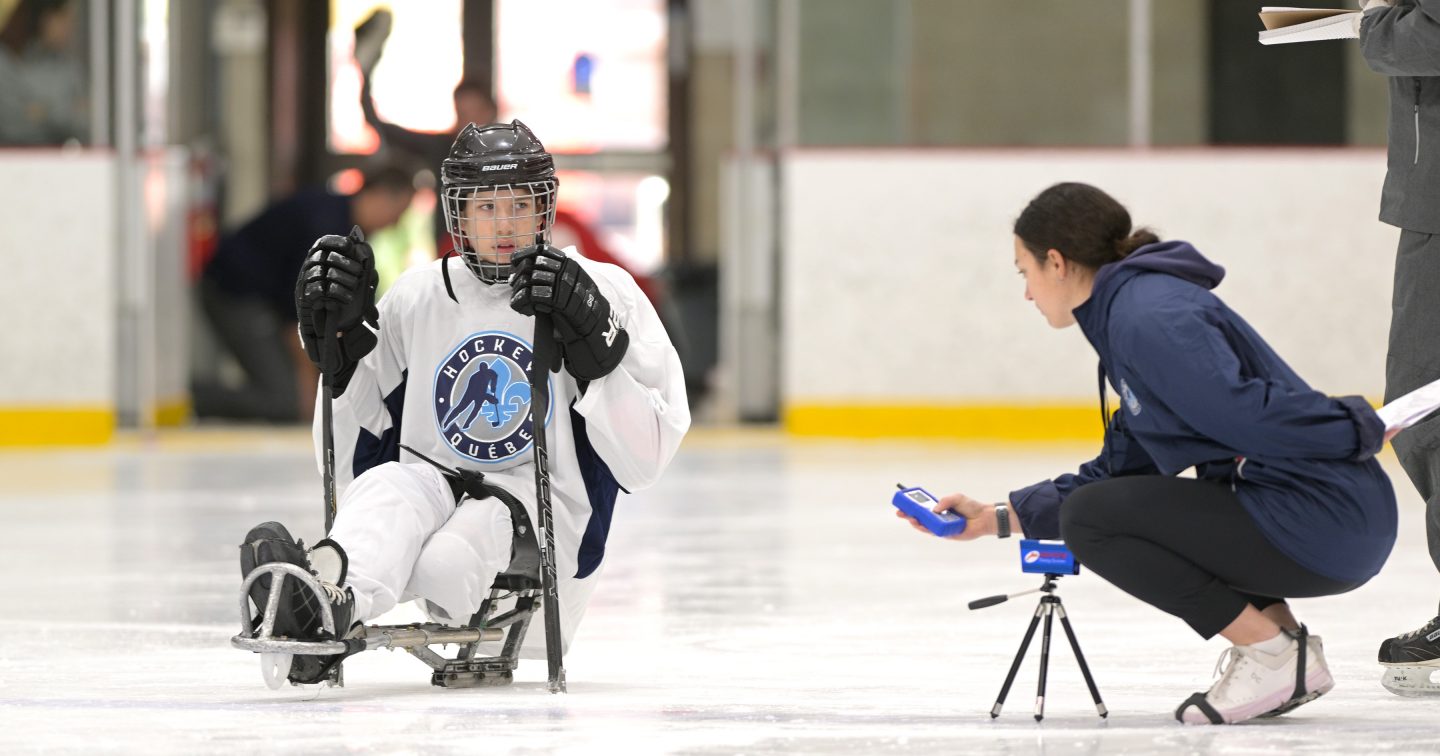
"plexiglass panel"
327,0,464,154
495,0,666,153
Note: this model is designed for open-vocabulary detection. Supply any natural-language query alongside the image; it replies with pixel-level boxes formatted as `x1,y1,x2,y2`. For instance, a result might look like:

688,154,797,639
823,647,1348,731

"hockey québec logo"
433,331,553,464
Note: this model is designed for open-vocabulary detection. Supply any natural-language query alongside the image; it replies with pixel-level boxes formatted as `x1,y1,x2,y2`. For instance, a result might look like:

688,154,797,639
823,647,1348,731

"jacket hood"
1074,241,1224,345
1093,240,1224,293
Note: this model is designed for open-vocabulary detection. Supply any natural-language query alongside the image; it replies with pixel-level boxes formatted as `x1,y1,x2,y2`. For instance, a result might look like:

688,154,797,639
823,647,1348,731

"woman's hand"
1384,427,1401,443
894,492,1000,541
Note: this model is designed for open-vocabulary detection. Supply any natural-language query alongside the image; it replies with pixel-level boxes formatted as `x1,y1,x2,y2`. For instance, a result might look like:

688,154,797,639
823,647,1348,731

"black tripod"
969,574,1107,721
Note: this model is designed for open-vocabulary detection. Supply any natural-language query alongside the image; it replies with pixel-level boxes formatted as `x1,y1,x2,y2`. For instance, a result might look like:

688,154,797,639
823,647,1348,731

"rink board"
781,148,1396,439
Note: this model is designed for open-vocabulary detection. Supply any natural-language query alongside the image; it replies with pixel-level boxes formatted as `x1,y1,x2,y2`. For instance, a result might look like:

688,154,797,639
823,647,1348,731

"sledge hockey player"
239,120,690,685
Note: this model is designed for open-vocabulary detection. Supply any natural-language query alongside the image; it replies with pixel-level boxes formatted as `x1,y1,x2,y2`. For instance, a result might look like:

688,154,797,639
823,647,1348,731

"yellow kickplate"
153,397,191,428
0,407,115,446
784,403,1105,442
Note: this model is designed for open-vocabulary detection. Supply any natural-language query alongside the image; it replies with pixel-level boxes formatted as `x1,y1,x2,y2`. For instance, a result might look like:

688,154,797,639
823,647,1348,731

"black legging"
1058,476,1360,639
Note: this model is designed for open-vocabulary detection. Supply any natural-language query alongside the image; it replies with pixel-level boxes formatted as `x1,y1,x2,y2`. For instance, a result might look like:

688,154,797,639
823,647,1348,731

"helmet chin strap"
441,254,459,303
441,246,490,306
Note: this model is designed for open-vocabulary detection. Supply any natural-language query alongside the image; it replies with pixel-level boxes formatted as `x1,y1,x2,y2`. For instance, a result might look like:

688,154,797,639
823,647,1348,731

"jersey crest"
433,330,552,464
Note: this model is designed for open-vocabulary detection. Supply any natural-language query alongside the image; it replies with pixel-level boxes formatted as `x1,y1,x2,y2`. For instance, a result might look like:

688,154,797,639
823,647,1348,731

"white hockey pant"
327,461,597,656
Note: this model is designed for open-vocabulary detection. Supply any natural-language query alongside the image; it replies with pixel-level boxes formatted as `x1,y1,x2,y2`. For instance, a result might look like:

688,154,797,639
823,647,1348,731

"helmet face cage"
443,179,558,284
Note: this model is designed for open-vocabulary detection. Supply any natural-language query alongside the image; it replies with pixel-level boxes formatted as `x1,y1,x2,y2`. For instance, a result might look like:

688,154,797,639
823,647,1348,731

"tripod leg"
1035,600,1055,721
992,603,1045,718
1054,602,1108,718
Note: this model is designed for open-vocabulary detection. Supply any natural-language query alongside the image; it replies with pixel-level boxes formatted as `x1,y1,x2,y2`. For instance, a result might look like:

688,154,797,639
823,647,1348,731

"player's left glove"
509,244,629,382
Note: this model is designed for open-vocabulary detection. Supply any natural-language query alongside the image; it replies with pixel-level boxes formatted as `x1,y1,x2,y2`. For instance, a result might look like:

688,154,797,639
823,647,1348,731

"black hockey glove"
295,226,380,395
509,244,629,382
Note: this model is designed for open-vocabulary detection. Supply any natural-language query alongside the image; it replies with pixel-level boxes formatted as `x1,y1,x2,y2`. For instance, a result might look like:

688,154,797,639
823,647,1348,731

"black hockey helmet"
440,120,559,284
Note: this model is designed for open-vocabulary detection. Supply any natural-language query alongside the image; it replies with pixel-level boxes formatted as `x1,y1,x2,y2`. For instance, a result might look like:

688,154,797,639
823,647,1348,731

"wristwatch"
994,502,1012,539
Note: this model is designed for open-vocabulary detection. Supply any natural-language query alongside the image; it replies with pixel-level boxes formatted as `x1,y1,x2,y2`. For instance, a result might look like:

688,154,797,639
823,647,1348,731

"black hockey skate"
1379,613,1440,697
239,523,320,637
237,524,360,688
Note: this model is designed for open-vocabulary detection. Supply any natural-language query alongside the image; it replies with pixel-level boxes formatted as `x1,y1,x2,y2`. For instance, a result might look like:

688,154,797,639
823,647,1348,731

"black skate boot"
239,525,361,685
239,522,321,639
1379,612,1440,697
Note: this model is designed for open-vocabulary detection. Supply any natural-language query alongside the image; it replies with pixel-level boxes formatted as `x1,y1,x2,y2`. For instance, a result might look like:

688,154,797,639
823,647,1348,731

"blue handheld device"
1019,539,1080,575
892,484,968,537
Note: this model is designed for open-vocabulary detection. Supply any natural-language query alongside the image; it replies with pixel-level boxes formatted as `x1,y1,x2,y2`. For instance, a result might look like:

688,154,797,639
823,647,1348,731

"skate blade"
260,652,293,690
1381,666,1440,697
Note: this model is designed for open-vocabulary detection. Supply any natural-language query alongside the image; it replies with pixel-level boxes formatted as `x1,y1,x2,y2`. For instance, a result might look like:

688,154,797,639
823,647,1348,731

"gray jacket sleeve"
1360,1,1440,76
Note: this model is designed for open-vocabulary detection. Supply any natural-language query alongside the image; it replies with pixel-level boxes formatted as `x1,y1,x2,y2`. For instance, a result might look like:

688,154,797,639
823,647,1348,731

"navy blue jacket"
204,190,355,320
1009,241,1396,583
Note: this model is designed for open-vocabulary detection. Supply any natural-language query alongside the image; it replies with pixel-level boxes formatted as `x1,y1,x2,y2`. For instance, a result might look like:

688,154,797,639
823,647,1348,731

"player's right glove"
295,226,380,395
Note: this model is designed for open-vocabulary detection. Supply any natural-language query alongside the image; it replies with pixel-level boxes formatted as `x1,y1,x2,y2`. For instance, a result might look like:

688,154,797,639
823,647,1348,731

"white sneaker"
1176,627,1334,725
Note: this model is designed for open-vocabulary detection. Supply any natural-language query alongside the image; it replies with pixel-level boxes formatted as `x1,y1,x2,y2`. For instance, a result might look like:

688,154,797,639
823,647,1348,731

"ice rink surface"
2,427,1438,755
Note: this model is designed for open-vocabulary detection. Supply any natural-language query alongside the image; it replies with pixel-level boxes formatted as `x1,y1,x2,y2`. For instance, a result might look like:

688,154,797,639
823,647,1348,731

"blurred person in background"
0,0,86,145
1356,0,1440,694
192,165,415,423
354,9,495,246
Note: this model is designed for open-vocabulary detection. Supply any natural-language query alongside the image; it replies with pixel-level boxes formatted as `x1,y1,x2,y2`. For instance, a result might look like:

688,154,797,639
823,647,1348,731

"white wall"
0,149,191,442
781,149,1398,407
0,152,117,408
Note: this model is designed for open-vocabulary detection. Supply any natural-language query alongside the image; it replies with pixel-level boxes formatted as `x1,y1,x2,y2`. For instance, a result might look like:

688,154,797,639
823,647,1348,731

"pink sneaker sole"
1179,666,1335,725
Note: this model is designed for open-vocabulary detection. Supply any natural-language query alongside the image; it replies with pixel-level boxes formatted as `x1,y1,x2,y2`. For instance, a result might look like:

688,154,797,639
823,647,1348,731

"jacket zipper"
1415,79,1421,166
1097,363,1113,474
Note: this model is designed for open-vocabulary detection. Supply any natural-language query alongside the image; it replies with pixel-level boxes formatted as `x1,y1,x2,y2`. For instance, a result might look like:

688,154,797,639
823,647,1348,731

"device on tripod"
968,540,1106,721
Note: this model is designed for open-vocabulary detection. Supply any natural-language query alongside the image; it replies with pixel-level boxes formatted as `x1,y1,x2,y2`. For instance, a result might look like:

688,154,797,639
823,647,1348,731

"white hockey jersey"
313,248,690,580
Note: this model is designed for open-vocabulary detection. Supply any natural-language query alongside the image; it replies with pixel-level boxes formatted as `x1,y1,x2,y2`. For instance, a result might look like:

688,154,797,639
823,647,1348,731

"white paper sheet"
1377,376,1440,431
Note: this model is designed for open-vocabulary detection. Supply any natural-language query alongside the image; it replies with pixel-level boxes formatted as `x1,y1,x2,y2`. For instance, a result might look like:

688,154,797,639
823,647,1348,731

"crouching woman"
899,182,1397,724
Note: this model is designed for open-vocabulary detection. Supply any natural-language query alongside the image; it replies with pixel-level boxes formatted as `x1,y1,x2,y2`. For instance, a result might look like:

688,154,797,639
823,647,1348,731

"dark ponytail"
1116,228,1160,259
1013,182,1158,269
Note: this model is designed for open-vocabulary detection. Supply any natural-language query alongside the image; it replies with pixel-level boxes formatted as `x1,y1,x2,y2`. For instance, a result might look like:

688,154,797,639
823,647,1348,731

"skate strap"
1288,625,1309,700
1176,693,1224,724
289,637,365,686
